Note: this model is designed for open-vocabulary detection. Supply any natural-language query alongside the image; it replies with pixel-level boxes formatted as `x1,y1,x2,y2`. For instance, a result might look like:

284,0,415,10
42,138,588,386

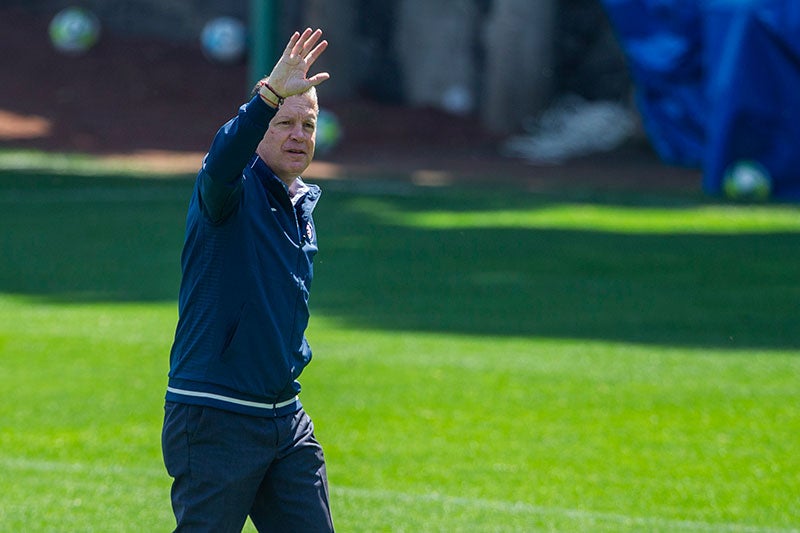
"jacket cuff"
244,93,279,125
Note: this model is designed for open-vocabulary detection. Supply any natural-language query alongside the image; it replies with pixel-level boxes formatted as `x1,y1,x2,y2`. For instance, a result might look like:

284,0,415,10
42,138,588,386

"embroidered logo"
305,222,314,241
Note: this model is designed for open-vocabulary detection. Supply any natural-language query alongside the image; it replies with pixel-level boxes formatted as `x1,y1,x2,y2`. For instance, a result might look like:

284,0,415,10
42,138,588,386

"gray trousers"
162,402,333,533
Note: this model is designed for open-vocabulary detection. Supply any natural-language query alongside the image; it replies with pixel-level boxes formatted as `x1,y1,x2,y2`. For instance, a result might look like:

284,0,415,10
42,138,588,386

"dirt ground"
0,7,701,191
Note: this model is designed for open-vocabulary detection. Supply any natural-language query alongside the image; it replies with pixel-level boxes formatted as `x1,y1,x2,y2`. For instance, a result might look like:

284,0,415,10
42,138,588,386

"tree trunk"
303,0,358,101
394,0,480,115
482,0,556,133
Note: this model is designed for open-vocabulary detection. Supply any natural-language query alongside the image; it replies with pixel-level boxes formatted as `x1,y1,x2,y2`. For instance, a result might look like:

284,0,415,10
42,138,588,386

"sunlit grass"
352,197,800,233
0,147,199,177
1,157,799,531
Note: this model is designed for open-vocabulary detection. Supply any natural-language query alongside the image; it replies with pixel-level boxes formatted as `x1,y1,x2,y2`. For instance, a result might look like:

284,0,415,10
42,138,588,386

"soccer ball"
314,109,343,155
49,7,101,55
723,160,771,201
201,17,247,64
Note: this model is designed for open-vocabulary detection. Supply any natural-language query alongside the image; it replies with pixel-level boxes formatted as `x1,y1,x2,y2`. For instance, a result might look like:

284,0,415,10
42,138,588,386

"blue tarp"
601,0,800,200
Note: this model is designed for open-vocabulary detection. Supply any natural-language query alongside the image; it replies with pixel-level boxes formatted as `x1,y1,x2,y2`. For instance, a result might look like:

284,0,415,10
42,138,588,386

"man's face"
256,93,318,185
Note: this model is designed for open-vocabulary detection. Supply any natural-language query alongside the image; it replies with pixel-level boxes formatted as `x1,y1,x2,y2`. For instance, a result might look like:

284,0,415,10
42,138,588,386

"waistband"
165,386,301,417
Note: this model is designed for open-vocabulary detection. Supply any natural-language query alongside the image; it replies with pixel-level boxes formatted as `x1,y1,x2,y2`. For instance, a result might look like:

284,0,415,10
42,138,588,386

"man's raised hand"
265,28,330,99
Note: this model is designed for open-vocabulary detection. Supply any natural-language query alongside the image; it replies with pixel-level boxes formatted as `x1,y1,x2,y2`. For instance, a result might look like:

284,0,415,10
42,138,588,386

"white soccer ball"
49,6,101,55
201,17,247,64
723,160,771,201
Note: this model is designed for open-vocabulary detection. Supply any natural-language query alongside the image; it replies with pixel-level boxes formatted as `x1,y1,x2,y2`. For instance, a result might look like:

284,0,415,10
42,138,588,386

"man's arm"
198,97,274,223
199,28,329,223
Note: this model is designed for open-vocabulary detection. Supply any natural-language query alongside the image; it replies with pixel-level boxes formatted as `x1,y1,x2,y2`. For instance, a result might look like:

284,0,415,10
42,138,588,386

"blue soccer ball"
49,6,101,55
314,109,343,155
723,160,771,201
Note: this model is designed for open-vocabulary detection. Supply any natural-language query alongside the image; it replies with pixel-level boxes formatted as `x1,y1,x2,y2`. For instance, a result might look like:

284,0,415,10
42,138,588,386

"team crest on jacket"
305,221,314,241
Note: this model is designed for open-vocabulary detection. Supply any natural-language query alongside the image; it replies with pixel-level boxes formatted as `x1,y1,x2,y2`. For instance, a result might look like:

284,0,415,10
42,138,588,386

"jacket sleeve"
198,95,277,223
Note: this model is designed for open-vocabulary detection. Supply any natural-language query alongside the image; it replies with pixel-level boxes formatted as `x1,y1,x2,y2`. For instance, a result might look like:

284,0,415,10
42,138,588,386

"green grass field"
1,151,799,532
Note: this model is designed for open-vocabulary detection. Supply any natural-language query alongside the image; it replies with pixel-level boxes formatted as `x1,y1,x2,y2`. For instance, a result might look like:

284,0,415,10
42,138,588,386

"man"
161,28,334,532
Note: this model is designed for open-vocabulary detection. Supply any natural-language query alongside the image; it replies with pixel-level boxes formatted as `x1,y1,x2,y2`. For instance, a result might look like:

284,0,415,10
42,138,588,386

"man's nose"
290,124,307,141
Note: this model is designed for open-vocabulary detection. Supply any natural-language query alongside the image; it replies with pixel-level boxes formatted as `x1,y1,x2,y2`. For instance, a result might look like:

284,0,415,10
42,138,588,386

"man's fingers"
300,29,323,55
267,29,329,95
306,72,330,87
291,28,314,56
293,28,323,58
304,40,328,66
283,31,301,56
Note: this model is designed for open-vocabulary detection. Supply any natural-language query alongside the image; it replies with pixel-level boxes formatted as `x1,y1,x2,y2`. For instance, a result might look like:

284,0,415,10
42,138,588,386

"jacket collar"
249,155,321,211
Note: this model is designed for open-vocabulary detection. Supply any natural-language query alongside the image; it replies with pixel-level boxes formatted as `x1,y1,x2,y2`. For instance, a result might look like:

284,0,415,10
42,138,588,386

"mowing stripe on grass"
0,456,166,480
1,457,791,532
334,487,795,533
0,186,187,204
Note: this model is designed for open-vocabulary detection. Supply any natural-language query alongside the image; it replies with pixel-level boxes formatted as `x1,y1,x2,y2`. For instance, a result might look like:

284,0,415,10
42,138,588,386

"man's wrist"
258,81,284,109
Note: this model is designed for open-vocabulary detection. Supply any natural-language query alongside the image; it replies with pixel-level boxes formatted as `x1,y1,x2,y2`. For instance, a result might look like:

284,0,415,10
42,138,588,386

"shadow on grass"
1,170,799,350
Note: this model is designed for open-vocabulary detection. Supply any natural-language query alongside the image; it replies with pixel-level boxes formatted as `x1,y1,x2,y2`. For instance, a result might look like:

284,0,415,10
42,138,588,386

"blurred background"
0,0,680,188
2,0,799,198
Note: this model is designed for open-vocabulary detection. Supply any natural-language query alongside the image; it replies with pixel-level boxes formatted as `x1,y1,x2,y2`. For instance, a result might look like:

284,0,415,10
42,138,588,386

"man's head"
256,87,319,187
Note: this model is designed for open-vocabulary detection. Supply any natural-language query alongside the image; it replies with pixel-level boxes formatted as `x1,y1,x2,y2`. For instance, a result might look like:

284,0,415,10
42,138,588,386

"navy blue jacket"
166,95,321,417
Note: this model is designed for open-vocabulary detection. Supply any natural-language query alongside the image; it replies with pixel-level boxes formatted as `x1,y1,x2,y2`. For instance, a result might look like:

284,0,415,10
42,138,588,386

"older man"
161,29,334,532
